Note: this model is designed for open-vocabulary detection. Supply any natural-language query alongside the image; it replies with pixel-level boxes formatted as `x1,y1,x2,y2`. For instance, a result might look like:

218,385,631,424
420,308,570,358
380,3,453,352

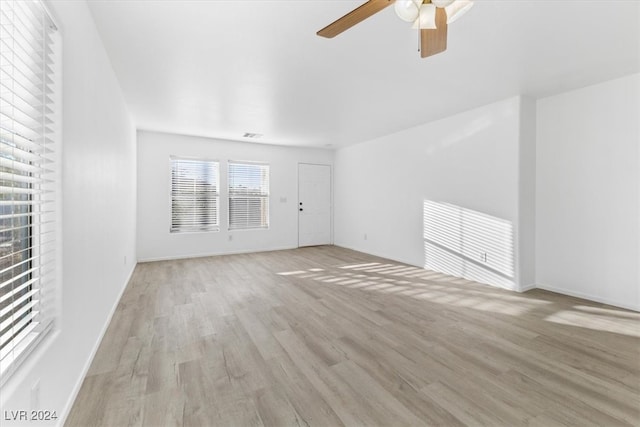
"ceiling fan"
317,0,474,58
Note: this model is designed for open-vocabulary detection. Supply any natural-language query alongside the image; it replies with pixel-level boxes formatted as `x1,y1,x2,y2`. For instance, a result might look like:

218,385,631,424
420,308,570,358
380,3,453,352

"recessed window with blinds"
228,161,269,230
0,0,59,382
170,157,219,233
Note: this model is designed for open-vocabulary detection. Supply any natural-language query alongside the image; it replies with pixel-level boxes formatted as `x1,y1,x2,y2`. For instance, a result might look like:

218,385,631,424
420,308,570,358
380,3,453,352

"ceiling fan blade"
420,7,447,58
317,0,395,38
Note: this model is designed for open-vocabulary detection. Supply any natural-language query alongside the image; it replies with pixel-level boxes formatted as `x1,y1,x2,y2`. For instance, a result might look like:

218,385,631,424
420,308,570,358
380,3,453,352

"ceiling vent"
243,132,263,139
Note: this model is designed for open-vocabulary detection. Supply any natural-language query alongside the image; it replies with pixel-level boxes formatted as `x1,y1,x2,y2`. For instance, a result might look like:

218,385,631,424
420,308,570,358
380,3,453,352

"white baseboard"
517,283,537,293
138,245,298,263
536,283,640,312
58,263,137,426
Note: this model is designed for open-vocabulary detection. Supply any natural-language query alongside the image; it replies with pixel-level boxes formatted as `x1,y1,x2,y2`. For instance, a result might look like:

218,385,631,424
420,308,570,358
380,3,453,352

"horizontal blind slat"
0,288,38,318
0,266,38,290
0,156,52,174
0,281,35,306
0,320,38,361
0,299,38,333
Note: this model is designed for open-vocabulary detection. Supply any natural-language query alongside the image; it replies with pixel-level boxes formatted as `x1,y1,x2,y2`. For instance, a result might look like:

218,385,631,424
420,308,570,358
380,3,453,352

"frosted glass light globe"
432,0,455,7
394,0,421,23
411,3,437,30
446,0,474,24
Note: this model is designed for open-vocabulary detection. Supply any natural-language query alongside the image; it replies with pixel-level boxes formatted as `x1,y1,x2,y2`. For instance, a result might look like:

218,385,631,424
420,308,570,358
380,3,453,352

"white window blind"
170,157,219,232
0,0,58,382
228,161,269,230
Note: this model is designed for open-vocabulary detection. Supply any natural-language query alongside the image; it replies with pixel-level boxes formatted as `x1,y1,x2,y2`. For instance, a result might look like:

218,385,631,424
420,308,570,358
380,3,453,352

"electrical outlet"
228,234,233,242
364,233,368,240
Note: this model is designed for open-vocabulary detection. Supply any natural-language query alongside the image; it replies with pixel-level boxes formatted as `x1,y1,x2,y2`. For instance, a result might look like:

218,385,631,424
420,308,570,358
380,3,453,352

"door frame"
297,162,333,247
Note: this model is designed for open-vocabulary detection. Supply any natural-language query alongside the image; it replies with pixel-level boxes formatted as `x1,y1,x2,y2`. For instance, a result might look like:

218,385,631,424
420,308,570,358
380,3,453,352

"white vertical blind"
228,161,269,230
0,0,58,382
170,157,219,232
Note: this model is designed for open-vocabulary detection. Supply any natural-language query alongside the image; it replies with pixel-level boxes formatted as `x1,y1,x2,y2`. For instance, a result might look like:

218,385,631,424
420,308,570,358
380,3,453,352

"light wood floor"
66,246,640,427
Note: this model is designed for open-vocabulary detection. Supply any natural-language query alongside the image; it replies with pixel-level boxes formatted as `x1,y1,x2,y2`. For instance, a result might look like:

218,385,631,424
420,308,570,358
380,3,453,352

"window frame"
227,160,270,231
169,156,220,234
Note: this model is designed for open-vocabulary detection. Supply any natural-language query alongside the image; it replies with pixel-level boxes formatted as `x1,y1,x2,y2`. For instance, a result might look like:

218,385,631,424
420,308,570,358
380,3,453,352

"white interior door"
298,163,331,247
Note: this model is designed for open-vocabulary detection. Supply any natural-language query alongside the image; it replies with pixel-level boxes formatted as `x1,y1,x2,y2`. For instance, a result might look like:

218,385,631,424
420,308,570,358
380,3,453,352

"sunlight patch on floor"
277,270,307,276
544,309,640,337
279,266,550,317
573,305,639,319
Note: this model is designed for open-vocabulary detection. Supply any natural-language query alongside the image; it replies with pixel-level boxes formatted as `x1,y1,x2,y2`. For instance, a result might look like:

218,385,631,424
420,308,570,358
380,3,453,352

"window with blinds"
228,161,269,230
0,0,59,382
170,157,219,233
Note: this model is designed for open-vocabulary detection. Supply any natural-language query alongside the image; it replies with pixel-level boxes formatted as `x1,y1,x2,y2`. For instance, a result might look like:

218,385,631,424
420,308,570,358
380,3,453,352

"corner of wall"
516,96,537,290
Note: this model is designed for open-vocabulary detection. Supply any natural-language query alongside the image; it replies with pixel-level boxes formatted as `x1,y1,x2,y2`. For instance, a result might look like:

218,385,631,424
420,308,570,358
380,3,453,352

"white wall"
0,1,137,425
334,96,534,291
517,97,537,290
137,131,333,261
536,74,640,311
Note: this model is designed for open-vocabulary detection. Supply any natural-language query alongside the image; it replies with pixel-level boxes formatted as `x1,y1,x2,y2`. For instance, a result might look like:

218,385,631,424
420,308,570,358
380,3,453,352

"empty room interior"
0,0,639,426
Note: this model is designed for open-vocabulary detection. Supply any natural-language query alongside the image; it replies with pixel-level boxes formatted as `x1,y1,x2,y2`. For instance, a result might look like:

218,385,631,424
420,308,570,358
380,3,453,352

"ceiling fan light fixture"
317,0,465,59
394,0,421,23
411,3,437,30
445,0,474,24
432,0,455,7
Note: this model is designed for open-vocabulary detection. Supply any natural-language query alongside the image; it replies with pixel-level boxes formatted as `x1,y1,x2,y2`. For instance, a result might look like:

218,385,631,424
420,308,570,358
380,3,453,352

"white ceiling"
86,0,640,148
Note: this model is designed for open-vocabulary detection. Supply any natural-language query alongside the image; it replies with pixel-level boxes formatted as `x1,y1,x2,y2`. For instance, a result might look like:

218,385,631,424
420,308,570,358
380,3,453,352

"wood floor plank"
66,246,640,427
262,349,344,426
